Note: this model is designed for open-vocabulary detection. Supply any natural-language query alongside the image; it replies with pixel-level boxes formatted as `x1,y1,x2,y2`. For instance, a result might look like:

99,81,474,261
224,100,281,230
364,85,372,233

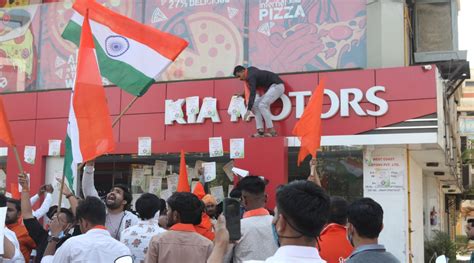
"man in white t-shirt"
41,196,131,263
82,161,139,240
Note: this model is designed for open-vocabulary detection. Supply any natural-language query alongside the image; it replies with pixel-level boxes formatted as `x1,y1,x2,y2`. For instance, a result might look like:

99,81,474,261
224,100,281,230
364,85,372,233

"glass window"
288,146,363,202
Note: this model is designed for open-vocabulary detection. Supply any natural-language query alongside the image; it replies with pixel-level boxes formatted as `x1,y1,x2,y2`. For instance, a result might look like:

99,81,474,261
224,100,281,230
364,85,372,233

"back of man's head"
347,198,384,239
167,192,203,225
237,176,266,195
276,180,330,238
233,65,245,76
136,193,161,220
76,196,106,226
328,196,349,225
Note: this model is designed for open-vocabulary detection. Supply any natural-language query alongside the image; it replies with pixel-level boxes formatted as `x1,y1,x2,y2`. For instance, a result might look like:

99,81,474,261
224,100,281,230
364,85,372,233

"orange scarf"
243,208,270,218
170,223,197,232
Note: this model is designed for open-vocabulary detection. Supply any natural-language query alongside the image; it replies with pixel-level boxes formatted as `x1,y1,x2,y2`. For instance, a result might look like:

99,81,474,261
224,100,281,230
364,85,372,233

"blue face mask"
48,230,65,239
271,223,280,247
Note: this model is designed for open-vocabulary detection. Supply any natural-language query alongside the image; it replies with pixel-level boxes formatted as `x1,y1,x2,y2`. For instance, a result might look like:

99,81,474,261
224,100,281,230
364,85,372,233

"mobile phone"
223,198,241,241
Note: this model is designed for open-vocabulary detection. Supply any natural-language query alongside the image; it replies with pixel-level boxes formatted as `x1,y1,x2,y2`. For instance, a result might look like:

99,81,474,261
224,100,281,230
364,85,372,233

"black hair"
229,188,242,199
468,218,474,227
167,192,203,225
76,196,106,226
47,205,58,220
347,198,384,239
276,180,330,238
7,198,21,212
233,65,245,77
158,198,167,214
237,176,266,195
328,196,349,225
112,184,133,210
0,193,6,207
136,193,161,220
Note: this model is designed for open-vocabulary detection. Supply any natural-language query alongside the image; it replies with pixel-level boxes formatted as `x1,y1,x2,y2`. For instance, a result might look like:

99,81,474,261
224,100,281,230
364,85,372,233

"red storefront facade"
1,65,439,207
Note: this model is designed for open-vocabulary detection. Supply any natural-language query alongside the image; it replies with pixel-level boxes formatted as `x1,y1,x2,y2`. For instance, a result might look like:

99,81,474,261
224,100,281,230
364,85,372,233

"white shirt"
244,245,326,263
30,193,53,219
41,228,131,263
3,227,25,263
82,165,139,240
120,219,166,263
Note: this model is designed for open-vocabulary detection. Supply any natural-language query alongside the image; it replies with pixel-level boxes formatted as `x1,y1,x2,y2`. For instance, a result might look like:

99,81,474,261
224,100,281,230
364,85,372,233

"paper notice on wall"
149,177,163,196
24,146,36,164
0,147,8,157
167,174,179,193
160,188,172,201
138,137,152,156
230,138,245,159
203,162,217,182
232,167,249,178
153,160,168,177
363,148,406,194
0,169,6,190
209,137,223,157
194,160,204,177
0,207,6,255
132,168,146,193
223,161,234,182
48,140,61,156
186,96,200,123
228,185,234,197
210,185,225,204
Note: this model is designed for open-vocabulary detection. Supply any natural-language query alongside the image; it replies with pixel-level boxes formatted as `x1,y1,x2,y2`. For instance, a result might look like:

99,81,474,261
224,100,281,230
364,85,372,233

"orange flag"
292,79,325,166
69,9,115,163
177,150,190,192
0,96,15,146
193,182,206,200
10,183,20,199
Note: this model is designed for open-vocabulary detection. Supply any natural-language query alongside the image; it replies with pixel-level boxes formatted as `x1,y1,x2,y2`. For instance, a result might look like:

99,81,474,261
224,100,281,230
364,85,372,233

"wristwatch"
47,235,61,243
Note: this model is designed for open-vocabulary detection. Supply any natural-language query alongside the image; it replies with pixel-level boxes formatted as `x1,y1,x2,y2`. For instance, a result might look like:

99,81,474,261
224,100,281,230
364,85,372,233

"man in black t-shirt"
233,65,285,137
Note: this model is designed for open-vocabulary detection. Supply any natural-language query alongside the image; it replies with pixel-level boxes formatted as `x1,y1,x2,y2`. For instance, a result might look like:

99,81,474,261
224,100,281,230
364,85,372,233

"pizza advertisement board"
0,0,367,91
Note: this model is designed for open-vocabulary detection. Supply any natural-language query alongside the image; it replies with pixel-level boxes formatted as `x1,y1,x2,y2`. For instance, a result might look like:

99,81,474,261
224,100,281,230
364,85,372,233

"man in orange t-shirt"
318,196,353,263
6,198,36,262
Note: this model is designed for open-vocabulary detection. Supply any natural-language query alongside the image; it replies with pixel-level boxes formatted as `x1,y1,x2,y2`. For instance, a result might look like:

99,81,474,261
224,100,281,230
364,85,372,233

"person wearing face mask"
210,180,330,263
18,173,75,263
345,198,399,263
224,176,278,263
82,161,139,240
41,197,132,263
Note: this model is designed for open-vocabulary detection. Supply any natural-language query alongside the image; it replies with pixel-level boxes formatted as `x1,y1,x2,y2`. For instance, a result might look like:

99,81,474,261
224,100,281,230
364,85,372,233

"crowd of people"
0,161,401,263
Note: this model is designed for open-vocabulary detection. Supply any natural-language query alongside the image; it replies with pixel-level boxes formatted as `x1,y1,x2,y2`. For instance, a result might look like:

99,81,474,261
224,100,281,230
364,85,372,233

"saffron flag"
292,79,325,166
63,10,115,189
61,0,188,96
193,182,206,200
0,96,15,147
177,150,190,192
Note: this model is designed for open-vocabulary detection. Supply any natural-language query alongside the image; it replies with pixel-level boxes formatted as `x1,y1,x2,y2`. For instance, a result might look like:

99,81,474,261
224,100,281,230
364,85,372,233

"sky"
459,0,474,66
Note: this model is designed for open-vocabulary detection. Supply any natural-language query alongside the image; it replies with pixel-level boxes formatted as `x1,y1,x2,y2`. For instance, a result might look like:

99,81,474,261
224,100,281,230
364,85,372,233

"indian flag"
62,0,188,97
64,9,115,190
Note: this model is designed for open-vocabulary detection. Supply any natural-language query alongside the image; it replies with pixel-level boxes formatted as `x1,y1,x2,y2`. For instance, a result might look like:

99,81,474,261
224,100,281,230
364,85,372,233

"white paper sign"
167,174,179,192
132,168,146,193
210,185,225,204
165,99,186,125
149,177,163,196
230,138,245,159
48,140,62,156
24,146,36,164
209,137,224,157
203,162,217,182
0,207,7,254
197,97,220,123
160,189,172,200
186,96,200,123
138,137,152,156
227,96,248,122
232,167,249,177
0,147,8,157
223,161,234,182
153,160,168,177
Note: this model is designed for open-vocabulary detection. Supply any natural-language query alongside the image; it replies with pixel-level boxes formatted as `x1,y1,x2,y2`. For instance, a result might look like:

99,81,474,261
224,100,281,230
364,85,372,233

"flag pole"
56,170,67,214
12,146,24,175
112,96,139,127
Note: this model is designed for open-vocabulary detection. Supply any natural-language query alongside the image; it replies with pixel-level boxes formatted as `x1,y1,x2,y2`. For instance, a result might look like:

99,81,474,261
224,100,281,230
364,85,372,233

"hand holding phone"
223,198,241,241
